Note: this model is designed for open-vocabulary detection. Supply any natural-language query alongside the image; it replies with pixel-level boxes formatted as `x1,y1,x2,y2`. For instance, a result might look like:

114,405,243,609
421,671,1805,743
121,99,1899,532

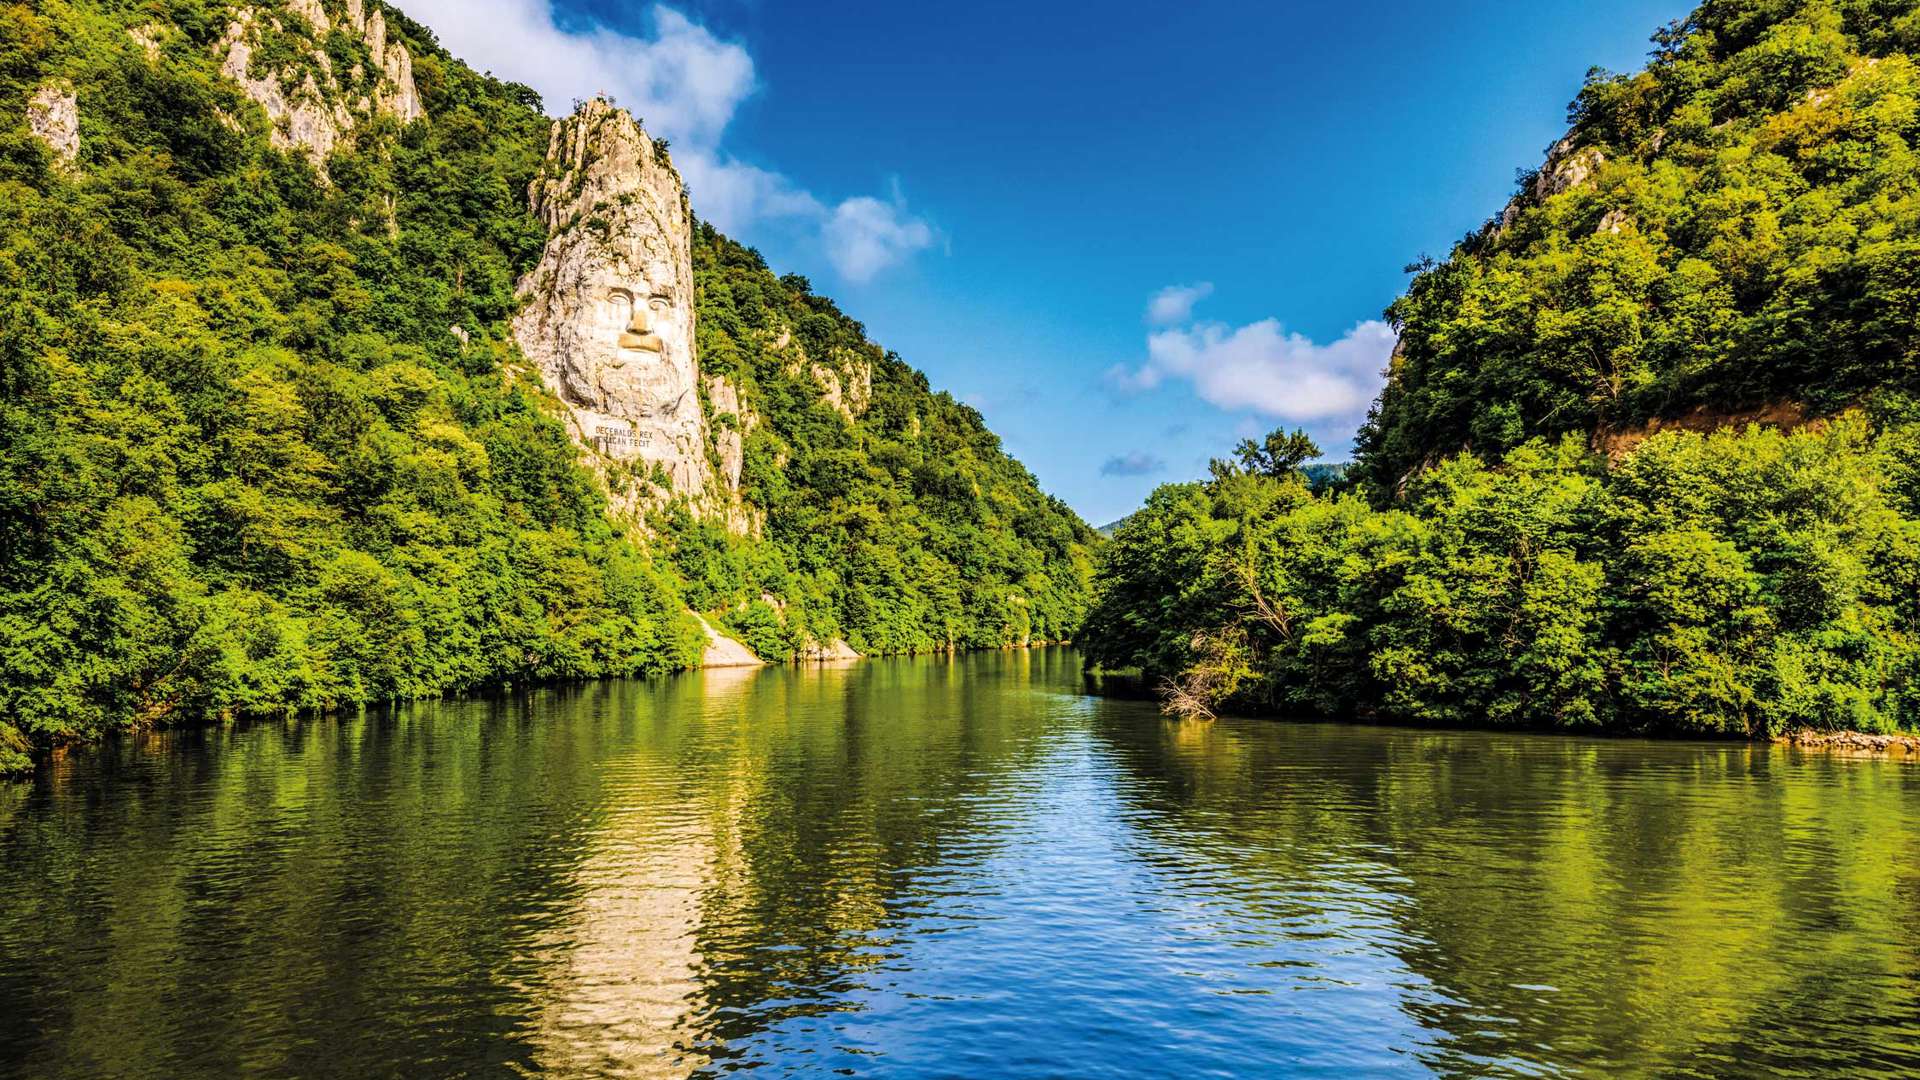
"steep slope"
1078,0,1920,740
682,226,1097,658
0,0,1093,770
1356,0,1920,490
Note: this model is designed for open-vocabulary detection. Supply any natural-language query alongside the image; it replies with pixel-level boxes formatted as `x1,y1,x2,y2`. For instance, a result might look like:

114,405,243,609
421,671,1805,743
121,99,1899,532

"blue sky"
405,0,1688,525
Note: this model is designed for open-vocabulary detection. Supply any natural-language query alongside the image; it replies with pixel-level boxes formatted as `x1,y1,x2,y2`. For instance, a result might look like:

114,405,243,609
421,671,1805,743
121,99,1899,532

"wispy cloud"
1146,282,1213,326
823,184,939,283
401,0,937,281
1100,451,1165,477
1110,284,1395,430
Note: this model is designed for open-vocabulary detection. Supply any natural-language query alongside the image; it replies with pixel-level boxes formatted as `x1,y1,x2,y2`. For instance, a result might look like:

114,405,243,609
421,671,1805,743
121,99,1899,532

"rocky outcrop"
696,615,764,668
1593,400,1812,462
128,24,166,61
808,358,872,422
214,3,425,172
704,375,753,495
1777,729,1920,759
799,638,861,662
1535,138,1605,200
288,0,327,35
1596,208,1632,235
1493,138,1607,236
514,99,716,513
363,9,425,124
26,84,78,168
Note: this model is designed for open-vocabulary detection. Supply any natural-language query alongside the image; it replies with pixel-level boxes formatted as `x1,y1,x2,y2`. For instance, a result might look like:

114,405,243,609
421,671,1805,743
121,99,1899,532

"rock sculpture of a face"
512,100,710,501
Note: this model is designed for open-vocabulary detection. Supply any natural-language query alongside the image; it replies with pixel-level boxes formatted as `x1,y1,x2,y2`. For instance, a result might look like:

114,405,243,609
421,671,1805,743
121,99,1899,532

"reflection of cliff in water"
507,650,1076,1074
1085,707,1920,1076
0,694,618,1076
0,654,1075,1078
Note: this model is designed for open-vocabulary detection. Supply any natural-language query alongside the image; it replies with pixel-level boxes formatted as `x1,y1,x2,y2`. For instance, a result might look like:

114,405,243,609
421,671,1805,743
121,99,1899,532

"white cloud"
400,0,752,146
402,0,936,280
1146,282,1213,326
675,152,824,235
1110,313,1396,424
824,190,938,283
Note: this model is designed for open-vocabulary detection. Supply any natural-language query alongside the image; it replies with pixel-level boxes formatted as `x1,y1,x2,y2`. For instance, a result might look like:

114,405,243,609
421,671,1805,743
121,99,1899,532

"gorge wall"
0,0,1098,766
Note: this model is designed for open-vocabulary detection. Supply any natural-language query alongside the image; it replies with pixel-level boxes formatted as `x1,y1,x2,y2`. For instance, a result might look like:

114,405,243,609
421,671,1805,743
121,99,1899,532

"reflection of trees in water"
1087,711,1920,1077
0,693,636,1077
512,649,1077,1075
0,653,1081,1079
683,650,1077,1064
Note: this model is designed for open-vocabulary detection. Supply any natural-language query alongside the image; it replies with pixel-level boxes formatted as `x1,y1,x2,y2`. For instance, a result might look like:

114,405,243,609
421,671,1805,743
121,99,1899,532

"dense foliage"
0,0,711,772
673,225,1095,660
1083,0,1920,737
0,0,1092,770
1082,418,1920,736
1357,0,1920,489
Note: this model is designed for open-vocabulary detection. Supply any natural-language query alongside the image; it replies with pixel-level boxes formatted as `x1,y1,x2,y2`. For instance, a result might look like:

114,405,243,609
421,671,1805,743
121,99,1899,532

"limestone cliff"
512,99,724,521
214,1,425,174
25,84,78,168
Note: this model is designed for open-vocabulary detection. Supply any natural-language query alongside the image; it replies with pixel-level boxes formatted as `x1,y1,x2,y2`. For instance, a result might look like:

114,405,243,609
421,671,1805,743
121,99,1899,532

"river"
1,649,1915,1078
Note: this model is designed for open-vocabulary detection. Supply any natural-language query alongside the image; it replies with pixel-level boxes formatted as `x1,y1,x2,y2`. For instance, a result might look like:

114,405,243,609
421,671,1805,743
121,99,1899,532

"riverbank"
1776,729,1920,759
0,641,1086,779
1084,668,1920,759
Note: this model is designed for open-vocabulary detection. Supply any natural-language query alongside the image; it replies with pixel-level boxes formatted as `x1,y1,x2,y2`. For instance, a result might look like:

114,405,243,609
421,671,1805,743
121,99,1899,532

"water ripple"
1,651,1916,1078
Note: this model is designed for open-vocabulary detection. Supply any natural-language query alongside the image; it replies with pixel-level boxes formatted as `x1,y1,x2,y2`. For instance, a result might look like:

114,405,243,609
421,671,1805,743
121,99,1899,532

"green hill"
1080,0,1920,740
1357,0,1920,490
0,0,1093,772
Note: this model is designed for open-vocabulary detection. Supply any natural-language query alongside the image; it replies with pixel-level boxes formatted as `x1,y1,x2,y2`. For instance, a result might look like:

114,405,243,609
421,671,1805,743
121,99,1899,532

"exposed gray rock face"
808,357,872,421
364,9,426,124
799,638,861,662
214,3,425,173
288,0,327,35
696,615,764,668
1534,138,1605,199
128,24,166,61
26,84,78,168
514,100,714,512
1491,137,1607,238
704,375,752,495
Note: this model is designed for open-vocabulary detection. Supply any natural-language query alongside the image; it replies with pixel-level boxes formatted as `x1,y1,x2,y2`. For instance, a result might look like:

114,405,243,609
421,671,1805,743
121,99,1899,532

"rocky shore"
1776,730,1920,759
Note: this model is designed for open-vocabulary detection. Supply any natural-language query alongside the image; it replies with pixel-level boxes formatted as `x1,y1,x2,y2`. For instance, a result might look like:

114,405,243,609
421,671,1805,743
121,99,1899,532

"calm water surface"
2,650,1917,1078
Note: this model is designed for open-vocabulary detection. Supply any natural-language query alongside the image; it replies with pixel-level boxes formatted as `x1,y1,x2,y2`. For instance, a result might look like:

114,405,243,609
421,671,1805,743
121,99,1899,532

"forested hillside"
0,0,1092,773
1081,0,1920,739
681,226,1095,660
1357,0,1920,489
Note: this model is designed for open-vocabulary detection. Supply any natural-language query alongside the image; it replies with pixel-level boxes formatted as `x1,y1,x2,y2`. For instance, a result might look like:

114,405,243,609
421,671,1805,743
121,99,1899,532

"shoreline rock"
696,614,764,669
1775,729,1920,759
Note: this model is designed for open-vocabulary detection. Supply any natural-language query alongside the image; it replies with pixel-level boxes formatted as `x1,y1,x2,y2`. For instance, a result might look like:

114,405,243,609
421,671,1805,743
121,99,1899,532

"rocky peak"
1492,137,1608,237
513,99,716,516
808,356,872,422
1534,138,1605,200
213,1,425,173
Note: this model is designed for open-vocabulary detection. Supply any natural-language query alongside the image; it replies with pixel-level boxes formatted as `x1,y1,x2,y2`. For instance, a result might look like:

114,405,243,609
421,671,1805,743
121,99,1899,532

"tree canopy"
0,0,1093,771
